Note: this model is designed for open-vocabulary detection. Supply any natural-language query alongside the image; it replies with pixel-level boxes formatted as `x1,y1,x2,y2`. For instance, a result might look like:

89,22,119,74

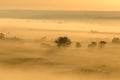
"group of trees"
0,32,119,48
55,36,107,48
88,41,107,48
55,37,82,48
112,37,120,44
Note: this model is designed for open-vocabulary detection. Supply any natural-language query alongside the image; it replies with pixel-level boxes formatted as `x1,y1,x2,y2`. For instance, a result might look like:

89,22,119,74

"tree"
98,41,107,48
55,36,71,48
0,33,5,39
88,41,97,48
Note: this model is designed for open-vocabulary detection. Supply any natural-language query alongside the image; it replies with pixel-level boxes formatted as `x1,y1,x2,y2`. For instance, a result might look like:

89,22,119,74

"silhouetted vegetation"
112,37,120,44
55,36,71,48
0,32,119,49
75,42,82,48
88,42,97,48
0,33,5,39
98,41,107,48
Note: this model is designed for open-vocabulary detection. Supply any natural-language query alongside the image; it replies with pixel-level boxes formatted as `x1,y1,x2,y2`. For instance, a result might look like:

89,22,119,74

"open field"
0,27,120,80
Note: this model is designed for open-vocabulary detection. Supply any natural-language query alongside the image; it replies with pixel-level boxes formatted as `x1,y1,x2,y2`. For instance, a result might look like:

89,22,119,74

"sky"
0,0,120,11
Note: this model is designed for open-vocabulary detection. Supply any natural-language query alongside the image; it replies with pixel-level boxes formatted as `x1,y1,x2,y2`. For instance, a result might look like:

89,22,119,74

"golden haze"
0,0,120,10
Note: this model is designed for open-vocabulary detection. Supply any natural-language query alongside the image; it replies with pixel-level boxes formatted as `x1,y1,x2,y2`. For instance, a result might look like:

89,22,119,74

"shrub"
55,36,71,48
88,42,97,48
98,41,107,48
75,42,82,48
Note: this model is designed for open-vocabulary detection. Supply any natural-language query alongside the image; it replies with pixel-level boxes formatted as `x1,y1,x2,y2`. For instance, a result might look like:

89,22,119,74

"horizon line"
0,9,120,12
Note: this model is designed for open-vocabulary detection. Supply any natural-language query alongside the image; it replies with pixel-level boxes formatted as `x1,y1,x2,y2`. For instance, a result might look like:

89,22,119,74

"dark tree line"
55,36,108,48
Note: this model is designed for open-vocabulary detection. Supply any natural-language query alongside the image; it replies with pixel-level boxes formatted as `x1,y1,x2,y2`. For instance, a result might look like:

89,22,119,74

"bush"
88,42,97,48
75,42,82,48
55,36,71,47
0,33,5,39
112,37,120,44
98,41,107,48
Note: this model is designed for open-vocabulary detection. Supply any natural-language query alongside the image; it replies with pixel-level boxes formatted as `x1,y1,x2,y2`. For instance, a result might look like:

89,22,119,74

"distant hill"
0,10,120,20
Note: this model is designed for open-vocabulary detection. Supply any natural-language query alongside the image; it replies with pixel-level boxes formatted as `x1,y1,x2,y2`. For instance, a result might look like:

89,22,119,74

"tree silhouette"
98,41,107,48
55,36,71,47
75,42,82,48
88,42,97,48
112,37,120,44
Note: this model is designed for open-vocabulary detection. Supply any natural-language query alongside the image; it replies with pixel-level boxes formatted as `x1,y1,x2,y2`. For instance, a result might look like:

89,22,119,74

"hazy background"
0,0,120,11
0,0,120,80
0,10,120,33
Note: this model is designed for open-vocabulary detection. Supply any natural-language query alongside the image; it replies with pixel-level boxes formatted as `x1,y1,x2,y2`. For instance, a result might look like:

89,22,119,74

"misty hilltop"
0,10,120,20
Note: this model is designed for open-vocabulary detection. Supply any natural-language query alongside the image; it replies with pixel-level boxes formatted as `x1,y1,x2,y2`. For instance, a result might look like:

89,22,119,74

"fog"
0,19,120,80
